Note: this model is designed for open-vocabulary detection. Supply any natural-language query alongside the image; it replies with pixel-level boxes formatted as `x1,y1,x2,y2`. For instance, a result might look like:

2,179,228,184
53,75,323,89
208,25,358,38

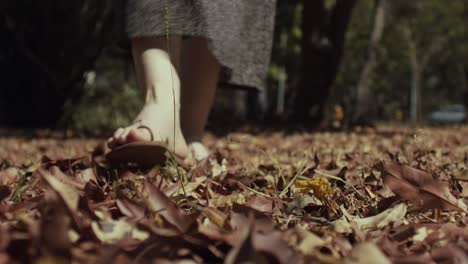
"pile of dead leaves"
0,126,467,263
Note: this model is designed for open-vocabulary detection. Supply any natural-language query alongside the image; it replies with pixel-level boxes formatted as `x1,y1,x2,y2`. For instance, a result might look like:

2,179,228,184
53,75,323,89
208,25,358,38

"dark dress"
126,0,277,90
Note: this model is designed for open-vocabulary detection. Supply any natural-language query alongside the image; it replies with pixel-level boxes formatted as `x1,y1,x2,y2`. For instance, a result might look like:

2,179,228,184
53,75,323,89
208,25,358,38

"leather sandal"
106,121,187,167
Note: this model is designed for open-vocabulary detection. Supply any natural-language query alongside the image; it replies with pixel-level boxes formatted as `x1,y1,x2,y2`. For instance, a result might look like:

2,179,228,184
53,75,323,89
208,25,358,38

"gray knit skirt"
126,0,277,90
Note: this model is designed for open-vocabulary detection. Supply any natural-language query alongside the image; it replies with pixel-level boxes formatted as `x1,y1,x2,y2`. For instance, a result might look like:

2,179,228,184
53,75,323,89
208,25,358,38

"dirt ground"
0,126,467,263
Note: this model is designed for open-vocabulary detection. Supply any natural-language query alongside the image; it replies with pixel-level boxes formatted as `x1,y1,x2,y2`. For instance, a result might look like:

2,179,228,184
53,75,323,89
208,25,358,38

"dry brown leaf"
116,197,146,221
39,169,80,211
0,168,20,185
202,207,228,228
39,190,72,258
91,211,149,244
142,179,195,233
224,220,269,264
0,186,12,202
296,229,326,256
77,168,98,183
381,162,466,212
344,243,391,264
352,203,407,230
246,195,274,214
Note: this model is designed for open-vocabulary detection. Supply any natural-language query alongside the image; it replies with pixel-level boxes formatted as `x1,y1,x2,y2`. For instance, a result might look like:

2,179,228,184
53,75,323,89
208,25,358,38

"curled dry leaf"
0,168,20,185
48,166,86,190
39,169,80,211
336,203,407,232
0,224,10,251
431,244,468,264
344,243,391,264
246,195,274,214
84,181,107,202
459,181,468,197
202,207,228,228
142,179,195,233
352,203,407,230
224,220,269,264
91,211,149,244
116,197,146,221
296,229,326,256
77,168,98,184
253,230,298,264
381,162,466,212
0,185,12,202
39,190,72,258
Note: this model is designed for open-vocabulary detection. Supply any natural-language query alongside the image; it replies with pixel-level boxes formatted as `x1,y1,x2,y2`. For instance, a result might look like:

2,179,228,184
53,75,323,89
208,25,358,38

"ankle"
143,100,181,111
185,135,204,144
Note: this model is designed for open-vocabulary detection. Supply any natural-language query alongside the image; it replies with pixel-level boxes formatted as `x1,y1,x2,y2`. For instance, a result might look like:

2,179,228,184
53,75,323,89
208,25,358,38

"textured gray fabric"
126,0,277,90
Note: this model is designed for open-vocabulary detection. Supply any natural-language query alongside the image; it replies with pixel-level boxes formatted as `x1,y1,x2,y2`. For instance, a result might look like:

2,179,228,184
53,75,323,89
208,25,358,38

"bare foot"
107,103,189,157
107,125,152,148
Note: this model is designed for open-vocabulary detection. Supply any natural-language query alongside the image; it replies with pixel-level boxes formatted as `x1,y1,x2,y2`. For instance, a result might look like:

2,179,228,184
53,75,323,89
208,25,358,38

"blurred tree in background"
0,0,125,127
331,0,467,125
0,0,467,132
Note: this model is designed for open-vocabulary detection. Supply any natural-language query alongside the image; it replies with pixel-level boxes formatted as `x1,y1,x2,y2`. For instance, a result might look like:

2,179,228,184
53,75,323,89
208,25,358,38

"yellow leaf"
295,178,334,202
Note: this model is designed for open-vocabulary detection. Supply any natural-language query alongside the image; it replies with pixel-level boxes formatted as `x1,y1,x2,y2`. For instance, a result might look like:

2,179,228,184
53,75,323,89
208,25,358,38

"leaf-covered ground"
0,126,467,264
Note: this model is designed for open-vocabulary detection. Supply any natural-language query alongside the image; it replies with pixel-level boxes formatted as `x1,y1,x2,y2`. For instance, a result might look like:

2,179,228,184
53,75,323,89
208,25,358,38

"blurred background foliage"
0,0,467,133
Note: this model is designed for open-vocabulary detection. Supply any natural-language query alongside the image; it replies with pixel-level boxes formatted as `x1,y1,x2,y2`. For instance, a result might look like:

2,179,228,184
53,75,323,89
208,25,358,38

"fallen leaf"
116,197,146,221
297,229,326,256
351,203,407,230
381,162,466,212
77,168,98,183
39,169,80,211
246,195,274,214
84,181,106,202
0,186,12,202
431,244,468,264
91,211,149,244
0,224,10,251
411,227,432,242
202,207,228,228
224,220,269,264
253,230,298,264
295,178,334,200
48,166,86,190
39,189,72,258
142,179,195,233
344,243,391,264
0,168,20,185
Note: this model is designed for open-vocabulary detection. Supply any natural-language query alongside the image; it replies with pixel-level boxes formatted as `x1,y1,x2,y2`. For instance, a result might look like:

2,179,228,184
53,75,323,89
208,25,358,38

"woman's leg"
108,36,188,155
180,37,220,159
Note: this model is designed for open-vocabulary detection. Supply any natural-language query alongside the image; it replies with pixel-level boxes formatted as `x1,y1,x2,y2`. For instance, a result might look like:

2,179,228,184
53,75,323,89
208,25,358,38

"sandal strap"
133,120,155,142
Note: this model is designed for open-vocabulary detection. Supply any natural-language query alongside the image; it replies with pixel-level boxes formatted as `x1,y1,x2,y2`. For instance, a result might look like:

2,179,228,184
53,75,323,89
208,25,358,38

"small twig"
132,242,161,264
237,182,272,198
279,163,308,198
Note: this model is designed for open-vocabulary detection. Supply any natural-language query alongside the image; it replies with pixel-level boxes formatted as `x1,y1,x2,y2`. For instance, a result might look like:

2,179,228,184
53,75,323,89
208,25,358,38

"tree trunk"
292,0,356,126
461,64,468,112
405,27,421,126
410,66,422,126
402,24,445,126
353,0,387,125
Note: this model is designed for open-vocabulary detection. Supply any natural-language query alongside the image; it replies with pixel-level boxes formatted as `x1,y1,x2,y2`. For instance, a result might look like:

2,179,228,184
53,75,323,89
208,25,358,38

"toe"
127,127,152,142
116,127,132,144
107,137,116,149
113,128,125,140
